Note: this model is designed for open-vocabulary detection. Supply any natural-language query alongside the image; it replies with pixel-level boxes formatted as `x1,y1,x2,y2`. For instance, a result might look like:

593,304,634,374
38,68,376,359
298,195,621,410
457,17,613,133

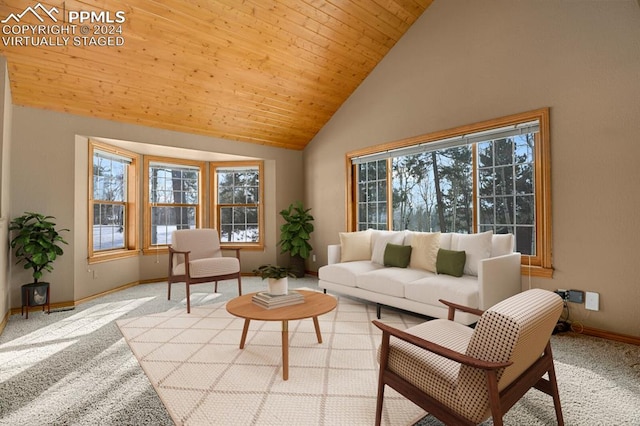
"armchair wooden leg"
375,380,385,426
237,275,242,296
214,281,218,293
167,282,171,300
186,283,191,314
375,331,391,426
546,345,565,425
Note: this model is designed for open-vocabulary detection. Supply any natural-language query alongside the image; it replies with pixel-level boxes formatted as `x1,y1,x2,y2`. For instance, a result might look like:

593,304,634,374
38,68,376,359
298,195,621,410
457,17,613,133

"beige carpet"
116,292,426,426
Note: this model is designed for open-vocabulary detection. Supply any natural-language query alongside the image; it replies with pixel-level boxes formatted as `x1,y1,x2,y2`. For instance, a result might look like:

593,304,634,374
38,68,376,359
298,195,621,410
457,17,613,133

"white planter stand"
267,277,288,295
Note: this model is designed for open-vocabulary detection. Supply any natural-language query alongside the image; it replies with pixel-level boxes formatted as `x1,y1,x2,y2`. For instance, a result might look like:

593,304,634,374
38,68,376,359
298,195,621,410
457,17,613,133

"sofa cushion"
405,274,480,309
339,230,372,262
409,232,441,272
491,233,514,257
453,231,493,276
439,233,453,250
371,231,405,265
357,267,432,298
436,249,466,277
384,243,412,268
319,261,383,287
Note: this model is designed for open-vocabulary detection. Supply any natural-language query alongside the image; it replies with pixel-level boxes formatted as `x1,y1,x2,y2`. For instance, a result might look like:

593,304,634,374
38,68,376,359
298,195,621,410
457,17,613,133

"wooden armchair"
373,288,564,426
168,228,242,313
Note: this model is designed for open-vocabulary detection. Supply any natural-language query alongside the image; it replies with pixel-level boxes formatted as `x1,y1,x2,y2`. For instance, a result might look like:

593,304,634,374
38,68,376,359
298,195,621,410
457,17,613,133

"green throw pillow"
383,243,412,268
436,249,466,277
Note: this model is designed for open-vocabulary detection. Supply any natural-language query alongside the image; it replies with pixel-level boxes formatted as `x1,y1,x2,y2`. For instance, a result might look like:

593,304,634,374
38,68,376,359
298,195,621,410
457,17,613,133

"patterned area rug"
117,293,426,426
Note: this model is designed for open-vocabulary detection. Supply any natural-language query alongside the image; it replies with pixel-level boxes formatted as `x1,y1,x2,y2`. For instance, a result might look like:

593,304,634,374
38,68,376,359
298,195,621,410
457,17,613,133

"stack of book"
252,290,304,309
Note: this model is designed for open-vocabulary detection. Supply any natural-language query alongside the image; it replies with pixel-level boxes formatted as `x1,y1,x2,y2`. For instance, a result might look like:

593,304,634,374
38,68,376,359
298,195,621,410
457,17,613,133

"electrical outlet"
312,254,316,262
585,292,599,311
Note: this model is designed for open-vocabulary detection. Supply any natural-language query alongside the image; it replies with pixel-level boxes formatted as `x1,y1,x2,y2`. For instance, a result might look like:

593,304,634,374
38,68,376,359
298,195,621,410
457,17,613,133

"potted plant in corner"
253,264,295,295
9,212,69,317
277,201,314,278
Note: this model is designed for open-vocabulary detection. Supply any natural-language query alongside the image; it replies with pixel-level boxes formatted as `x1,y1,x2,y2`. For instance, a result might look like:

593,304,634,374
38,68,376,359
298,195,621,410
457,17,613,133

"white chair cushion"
173,257,239,278
172,229,222,261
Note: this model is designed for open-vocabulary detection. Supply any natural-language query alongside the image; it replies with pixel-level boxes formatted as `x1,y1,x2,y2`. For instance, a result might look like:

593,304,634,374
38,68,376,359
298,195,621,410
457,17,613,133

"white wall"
304,0,640,336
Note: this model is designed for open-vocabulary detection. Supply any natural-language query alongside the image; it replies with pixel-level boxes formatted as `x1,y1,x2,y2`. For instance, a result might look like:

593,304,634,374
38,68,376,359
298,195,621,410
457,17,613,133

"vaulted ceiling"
0,0,432,150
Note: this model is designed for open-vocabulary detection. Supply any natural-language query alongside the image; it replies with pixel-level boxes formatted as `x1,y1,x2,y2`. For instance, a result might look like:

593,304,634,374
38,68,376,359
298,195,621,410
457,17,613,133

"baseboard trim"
8,278,167,316
579,326,640,346
0,310,9,335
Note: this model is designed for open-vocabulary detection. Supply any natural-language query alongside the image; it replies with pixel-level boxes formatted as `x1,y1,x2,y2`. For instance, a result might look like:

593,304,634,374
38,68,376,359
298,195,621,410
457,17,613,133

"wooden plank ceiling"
0,0,432,150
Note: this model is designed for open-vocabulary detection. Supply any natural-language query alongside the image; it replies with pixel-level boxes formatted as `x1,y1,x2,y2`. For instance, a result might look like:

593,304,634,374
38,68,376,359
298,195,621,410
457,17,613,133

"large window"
212,162,263,247
144,157,203,250
348,108,551,276
89,141,138,262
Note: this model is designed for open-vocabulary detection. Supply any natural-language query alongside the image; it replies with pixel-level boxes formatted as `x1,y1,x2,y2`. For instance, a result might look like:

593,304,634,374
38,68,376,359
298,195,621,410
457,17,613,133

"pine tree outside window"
349,109,551,276
212,162,263,247
89,140,139,262
144,157,203,249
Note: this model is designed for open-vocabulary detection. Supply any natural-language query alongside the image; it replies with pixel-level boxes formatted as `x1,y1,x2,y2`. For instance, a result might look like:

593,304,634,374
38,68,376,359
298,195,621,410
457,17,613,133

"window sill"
88,249,140,264
521,264,553,278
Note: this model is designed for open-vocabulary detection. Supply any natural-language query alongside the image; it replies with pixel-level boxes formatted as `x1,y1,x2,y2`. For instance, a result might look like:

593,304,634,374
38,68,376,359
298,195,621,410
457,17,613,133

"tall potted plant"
277,201,314,278
10,212,69,311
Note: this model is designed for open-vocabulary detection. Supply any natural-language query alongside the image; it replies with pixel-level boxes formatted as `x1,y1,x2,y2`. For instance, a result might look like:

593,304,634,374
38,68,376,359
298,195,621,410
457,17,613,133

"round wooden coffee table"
226,290,337,380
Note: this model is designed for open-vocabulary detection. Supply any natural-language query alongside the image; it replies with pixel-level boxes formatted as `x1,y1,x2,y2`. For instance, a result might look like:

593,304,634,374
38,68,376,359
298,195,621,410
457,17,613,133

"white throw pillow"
339,230,372,262
455,231,493,276
491,234,514,257
409,232,441,272
371,232,405,265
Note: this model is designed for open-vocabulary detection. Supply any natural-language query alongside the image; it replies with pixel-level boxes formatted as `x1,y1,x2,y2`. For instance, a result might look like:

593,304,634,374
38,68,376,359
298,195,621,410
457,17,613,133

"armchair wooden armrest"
372,320,512,372
438,299,485,321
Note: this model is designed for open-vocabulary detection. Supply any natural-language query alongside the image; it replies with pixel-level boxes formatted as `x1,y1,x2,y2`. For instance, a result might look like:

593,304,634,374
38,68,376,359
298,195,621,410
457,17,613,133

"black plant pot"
289,255,306,278
21,282,50,306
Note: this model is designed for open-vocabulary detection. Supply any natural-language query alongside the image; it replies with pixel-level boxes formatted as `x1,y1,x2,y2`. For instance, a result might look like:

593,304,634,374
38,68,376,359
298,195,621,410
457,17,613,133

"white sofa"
318,230,522,325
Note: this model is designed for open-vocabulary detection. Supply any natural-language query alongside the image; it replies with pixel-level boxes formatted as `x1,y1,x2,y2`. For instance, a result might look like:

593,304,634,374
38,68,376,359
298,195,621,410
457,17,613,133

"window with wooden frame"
88,140,139,262
347,108,552,277
211,161,264,249
143,157,204,253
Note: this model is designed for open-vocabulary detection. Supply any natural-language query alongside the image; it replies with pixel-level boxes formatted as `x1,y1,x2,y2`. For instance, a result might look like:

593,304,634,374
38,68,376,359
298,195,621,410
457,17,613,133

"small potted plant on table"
253,264,295,295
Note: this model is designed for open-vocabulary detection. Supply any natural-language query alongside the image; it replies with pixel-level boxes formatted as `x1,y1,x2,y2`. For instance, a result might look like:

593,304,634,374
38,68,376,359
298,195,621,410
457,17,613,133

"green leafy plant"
253,264,295,280
277,201,314,259
9,212,69,283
